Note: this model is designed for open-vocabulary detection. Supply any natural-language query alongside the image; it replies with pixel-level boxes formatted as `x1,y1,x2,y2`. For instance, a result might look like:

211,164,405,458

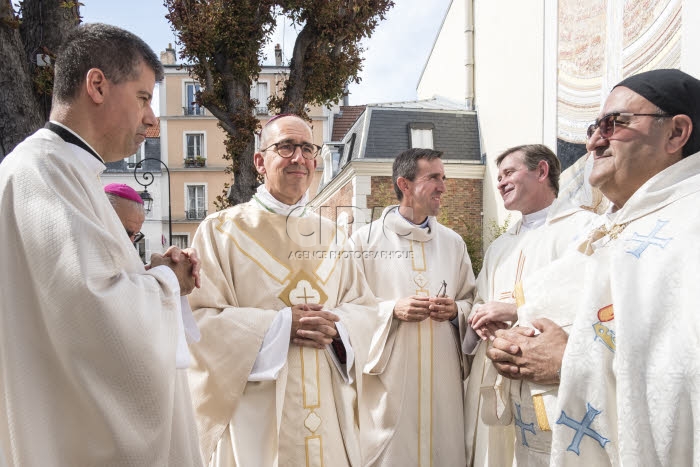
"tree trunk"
227,140,259,206
0,0,80,159
0,0,42,159
20,0,81,120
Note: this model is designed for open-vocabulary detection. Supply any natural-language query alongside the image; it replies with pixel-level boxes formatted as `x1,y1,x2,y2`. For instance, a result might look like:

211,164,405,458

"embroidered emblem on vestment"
279,270,328,307
593,304,615,352
514,403,536,447
556,403,610,455
593,323,615,352
625,219,672,258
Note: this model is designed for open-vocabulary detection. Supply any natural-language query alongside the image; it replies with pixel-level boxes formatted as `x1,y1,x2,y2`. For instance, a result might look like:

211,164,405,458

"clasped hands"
291,304,340,349
147,246,201,296
393,295,458,322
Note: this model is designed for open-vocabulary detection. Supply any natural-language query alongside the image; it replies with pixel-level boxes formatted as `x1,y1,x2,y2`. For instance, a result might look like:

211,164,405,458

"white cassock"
464,200,598,467
351,206,476,467
547,152,700,466
0,127,202,466
186,191,377,467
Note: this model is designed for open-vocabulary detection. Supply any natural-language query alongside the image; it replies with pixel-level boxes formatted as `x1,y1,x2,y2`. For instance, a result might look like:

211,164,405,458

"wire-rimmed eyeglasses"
586,112,673,139
127,229,144,243
260,141,321,160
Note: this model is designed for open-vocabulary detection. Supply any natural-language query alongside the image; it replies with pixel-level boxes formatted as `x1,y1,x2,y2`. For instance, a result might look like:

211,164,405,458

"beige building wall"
157,62,336,246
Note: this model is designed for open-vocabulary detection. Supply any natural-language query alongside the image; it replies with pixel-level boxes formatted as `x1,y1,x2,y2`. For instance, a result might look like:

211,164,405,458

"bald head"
254,114,317,205
259,114,313,149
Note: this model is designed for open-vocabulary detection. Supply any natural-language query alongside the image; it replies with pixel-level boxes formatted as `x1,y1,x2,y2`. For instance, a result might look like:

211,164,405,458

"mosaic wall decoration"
556,0,681,169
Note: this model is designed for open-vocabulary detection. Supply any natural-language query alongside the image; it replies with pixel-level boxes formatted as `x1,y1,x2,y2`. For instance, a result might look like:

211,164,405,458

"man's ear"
536,160,550,182
85,68,107,104
253,152,266,175
666,114,692,155
396,176,410,196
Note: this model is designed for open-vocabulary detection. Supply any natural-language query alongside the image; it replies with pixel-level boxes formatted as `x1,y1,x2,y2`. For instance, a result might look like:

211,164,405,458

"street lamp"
134,158,172,246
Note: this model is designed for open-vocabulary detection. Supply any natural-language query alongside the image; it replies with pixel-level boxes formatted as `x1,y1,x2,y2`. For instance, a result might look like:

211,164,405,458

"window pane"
186,134,203,159
186,83,202,115
411,128,433,149
172,235,189,249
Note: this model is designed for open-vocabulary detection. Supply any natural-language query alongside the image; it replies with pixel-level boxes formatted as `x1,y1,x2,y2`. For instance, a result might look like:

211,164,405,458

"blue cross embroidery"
556,403,610,455
514,403,536,447
625,219,672,258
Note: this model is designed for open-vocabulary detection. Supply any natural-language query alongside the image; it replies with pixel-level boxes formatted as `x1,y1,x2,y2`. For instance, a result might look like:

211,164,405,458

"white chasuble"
549,153,700,467
465,204,598,467
0,129,202,466
187,201,376,467
351,206,476,467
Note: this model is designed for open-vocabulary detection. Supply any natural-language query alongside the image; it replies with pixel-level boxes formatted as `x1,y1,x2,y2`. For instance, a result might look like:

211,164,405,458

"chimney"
342,82,350,106
160,43,176,65
274,44,282,66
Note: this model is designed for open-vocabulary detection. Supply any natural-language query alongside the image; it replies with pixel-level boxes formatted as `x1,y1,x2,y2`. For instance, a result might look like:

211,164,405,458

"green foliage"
487,214,511,243
165,0,394,207
460,221,483,277
436,211,484,277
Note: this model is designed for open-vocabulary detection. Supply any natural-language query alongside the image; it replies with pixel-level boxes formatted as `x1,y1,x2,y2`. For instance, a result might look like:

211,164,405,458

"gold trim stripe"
411,241,427,271
300,347,321,409
532,394,551,432
305,435,324,467
216,217,291,284
315,230,345,285
417,318,433,466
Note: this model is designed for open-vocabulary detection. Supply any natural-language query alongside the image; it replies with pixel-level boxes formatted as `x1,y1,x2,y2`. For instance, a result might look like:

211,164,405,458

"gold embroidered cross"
296,287,314,304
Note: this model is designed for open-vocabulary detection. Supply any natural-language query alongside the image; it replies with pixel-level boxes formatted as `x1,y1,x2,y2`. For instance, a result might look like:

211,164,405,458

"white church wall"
416,0,467,104
473,0,546,239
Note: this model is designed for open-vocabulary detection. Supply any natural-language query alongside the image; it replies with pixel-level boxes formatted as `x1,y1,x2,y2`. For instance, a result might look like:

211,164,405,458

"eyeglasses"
587,112,672,139
126,229,144,243
261,141,321,160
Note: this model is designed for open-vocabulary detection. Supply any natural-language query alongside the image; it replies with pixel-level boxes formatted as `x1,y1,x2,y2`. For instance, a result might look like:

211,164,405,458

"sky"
81,0,452,106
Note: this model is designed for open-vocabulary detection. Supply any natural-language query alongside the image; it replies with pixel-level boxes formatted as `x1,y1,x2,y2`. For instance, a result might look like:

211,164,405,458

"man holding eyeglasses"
487,69,700,466
186,114,377,466
350,148,476,467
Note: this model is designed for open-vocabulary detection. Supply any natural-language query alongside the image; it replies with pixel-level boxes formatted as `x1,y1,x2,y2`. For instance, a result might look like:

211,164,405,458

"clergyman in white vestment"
0,24,203,467
488,69,700,467
351,149,476,467
187,115,377,467
465,145,598,467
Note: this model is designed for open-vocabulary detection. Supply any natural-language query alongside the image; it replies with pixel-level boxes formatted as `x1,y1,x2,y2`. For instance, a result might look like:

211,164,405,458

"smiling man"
0,24,202,466
487,69,700,466
462,144,598,467
186,114,377,467
351,148,476,466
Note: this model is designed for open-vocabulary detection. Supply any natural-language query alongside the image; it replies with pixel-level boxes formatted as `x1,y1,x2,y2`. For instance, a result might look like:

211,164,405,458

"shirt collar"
252,184,309,217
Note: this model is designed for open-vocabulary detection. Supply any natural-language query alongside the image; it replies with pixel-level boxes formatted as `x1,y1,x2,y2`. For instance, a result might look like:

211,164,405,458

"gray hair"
392,148,443,201
53,23,164,103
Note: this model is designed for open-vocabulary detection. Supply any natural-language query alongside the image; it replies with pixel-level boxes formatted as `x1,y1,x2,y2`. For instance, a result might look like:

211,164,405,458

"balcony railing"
186,209,207,220
255,106,269,115
184,157,206,168
183,105,206,116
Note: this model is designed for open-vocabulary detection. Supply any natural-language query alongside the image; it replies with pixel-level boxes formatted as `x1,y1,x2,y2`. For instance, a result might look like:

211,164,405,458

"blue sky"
81,0,451,105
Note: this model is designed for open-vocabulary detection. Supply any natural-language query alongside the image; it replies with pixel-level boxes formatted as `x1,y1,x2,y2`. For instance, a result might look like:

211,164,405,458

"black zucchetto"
614,68,700,157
